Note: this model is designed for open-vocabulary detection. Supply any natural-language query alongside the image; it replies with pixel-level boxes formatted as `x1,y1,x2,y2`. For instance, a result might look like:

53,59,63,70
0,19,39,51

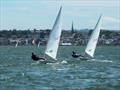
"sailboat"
25,39,28,45
15,40,19,48
84,15,102,59
45,6,62,61
37,41,40,47
32,7,62,62
72,15,102,60
80,15,102,60
32,39,36,45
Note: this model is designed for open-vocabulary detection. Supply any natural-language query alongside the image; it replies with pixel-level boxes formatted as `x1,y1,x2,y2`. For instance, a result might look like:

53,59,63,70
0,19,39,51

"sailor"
72,51,84,58
31,52,45,61
72,51,80,58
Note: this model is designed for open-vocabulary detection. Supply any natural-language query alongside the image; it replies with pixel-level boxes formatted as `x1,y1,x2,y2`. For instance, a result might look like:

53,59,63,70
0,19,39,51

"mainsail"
45,7,62,60
38,41,40,47
85,15,102,58
15,40,19,48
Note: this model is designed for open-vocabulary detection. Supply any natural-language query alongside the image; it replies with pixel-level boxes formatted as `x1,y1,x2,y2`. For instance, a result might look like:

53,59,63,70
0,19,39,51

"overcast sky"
0,0,120,30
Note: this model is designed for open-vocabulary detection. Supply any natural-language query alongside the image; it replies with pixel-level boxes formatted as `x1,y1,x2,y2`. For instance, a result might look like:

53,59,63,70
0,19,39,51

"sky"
0,0,120,30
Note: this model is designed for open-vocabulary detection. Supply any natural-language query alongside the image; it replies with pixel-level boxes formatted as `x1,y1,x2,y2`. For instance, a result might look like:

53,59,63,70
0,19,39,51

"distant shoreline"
0,29,120,46
0,45,120,47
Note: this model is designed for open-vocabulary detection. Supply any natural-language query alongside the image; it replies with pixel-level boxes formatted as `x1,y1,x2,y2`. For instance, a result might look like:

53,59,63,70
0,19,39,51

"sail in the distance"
15,40,19,47
38,41,40,47
85,15,102,58
45,7,62,60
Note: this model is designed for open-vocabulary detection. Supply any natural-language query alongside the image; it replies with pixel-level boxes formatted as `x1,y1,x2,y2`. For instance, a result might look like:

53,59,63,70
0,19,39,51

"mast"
71,21,74,34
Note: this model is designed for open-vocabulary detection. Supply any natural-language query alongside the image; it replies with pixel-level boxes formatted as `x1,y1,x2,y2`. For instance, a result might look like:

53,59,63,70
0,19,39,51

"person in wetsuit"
72,51,84,58
31,52,45,61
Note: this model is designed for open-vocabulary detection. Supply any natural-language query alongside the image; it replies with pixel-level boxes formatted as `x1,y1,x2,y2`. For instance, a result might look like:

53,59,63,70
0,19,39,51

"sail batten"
45,7,62,60
85,15,102,57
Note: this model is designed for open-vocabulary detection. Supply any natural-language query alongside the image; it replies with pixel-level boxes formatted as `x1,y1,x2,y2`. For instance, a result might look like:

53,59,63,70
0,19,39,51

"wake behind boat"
31,6,62,63
72,15,102,60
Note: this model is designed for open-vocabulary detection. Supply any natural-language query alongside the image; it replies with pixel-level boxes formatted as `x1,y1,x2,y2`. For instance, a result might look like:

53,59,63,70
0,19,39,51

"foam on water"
61,60,68,64
46,62,59,65
88,59,113,63
31,61,40,65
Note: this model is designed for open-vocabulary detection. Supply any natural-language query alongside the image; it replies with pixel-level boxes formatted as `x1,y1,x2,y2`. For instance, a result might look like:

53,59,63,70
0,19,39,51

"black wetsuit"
31,53,45,61
72,51,80,58
72,51,84,58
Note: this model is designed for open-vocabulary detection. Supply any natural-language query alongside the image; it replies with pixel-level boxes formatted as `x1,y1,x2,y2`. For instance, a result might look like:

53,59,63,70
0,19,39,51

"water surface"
0,46,120,90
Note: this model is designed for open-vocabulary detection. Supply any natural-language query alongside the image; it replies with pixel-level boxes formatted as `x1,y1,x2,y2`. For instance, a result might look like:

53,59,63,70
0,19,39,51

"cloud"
86,16,120,30
62,0,119,7
18,7,29,11
103,16,120,23
102,16,120,30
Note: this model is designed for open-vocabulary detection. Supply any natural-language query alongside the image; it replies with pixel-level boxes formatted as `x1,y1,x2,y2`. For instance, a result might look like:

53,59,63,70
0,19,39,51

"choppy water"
0,46,120,90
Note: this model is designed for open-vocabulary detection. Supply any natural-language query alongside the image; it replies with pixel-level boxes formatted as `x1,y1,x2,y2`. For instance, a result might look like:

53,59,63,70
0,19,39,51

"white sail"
32,39,35,45
45,7,62,60
15,40,19,48
85,15,102,58
38,41,40,47
26,39,28,45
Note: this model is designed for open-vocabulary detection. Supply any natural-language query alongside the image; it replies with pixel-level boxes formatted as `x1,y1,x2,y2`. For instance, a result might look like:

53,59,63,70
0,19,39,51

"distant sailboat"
32,7,62,62
38,41,40,47
26,39,28,45
15,40,19,48
85,15,102,58
32,39,36,45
